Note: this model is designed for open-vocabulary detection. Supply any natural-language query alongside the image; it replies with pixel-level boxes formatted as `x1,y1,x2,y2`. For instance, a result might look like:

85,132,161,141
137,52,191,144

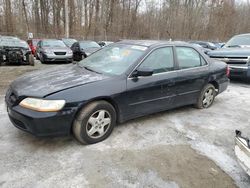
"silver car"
235,130,250,176
36,39,73,63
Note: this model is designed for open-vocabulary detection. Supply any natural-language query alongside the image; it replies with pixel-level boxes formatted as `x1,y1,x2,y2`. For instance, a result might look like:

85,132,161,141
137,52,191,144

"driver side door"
124,46,178,119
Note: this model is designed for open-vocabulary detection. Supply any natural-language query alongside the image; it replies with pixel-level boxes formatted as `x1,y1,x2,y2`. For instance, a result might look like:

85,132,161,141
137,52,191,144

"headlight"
19,98,66,112
44,49,53,54
67,50,73,54
85,52,91,56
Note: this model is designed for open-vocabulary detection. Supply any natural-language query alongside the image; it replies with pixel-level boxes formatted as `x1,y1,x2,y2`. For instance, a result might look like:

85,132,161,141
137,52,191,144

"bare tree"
1,0,250,41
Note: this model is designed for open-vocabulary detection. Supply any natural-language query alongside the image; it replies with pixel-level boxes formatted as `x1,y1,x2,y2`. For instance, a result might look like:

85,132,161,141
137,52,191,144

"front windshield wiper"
227,45,241,48
83,66,102,74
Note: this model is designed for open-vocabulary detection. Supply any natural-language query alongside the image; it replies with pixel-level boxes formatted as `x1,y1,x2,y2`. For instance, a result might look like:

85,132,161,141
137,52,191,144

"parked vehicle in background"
235,130,250,176
98,41,114,47
0,37,34,66
208,33,250,81
189,43,211,55
27,39,41,55
61,38,77,48
189,41,217,50
36,39,73,64
5,40,229,144
71,41,101,61
212,42,225,49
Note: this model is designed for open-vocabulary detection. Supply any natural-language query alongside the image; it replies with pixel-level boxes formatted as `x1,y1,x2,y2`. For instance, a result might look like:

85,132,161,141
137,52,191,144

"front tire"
195,84,216,109
73,101,116,144
35,53,40,60
28,54,35,66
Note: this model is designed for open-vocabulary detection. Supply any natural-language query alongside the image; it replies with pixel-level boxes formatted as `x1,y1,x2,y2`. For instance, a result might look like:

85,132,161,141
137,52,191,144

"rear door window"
176,47,206,69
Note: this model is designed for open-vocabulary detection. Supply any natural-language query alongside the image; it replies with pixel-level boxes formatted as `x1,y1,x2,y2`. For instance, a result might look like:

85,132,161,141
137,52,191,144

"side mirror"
132,68,153,77
204,50,210,55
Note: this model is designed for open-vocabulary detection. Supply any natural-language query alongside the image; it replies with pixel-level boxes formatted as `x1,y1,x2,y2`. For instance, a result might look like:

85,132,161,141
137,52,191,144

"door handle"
167,81,175,86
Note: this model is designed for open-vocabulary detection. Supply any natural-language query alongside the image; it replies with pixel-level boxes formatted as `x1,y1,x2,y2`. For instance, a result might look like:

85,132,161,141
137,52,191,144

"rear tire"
73,101,116,144
35,53,40,60
195,84,216,109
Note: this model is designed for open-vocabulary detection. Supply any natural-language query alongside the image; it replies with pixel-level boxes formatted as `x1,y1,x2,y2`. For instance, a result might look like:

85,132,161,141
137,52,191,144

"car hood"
208,47,250,57
43,46,70,52
10,64,109,97
83,47,101,54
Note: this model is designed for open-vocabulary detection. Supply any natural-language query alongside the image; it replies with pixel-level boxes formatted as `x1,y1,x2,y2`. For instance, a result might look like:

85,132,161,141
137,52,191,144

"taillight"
226,65,230,77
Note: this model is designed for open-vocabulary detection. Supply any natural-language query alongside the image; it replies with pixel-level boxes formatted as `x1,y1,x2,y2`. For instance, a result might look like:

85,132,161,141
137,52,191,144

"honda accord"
5,40,229,144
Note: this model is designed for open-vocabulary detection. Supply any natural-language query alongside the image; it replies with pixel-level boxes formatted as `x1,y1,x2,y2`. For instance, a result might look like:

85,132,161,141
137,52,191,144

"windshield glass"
78,44,147,75
42,40,66,47
32,39,40,46
80,41,100,49
62,38,77,47
0,39,29,48
225,35,250,47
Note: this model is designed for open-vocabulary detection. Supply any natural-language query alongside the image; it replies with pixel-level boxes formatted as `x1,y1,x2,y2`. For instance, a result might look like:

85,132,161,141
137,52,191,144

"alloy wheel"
202,88,214,108
86,110,111,139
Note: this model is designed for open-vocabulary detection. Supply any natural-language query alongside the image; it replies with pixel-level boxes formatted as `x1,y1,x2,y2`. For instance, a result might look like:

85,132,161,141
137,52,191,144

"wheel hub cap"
86,110,111,139
202,88,214,108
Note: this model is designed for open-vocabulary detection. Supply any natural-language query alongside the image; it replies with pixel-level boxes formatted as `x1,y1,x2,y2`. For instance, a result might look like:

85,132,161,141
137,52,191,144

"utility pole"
65,0,69,38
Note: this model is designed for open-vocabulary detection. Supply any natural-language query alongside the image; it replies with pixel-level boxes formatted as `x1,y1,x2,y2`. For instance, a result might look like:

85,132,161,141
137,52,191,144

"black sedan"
5,40,229,144
71,41,101,61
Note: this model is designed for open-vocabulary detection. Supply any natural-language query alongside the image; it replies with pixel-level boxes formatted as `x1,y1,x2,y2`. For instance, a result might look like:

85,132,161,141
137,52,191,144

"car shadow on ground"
12,104,194,149
230,78,250,85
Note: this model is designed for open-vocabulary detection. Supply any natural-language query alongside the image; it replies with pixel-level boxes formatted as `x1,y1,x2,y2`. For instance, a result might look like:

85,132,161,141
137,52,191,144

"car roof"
234,33,250,37
117,40,189,48
42,39,62,41
79,40,97,43
0,36,20,40
189,41,208,44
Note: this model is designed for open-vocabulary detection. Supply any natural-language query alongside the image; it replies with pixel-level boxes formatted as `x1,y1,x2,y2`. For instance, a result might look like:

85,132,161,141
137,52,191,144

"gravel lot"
0,61,250,188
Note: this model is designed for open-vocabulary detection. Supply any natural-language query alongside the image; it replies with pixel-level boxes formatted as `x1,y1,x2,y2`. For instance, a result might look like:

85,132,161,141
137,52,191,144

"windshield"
32,39,40,46
225,35,250,47
0,39,29,48
80,41,100,49
42,40,66,47
62,38,77,47
78,44,147,75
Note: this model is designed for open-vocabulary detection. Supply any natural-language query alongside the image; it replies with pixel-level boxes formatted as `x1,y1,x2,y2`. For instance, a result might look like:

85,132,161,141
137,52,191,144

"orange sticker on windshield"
122,50,131,56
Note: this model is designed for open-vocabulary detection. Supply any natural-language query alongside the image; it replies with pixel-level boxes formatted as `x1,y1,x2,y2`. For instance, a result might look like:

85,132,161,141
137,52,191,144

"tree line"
0,0,249,42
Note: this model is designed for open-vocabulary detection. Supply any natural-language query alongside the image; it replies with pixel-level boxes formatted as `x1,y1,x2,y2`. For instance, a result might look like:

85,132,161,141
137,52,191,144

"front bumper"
6,104,77,137
43,53,73,62
0,52,30,65
235,130,250,176
229,65,250,79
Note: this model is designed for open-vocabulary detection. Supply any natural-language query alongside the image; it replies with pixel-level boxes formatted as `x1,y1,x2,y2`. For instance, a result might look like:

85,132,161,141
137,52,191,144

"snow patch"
107,169,179,188
191,141,250,188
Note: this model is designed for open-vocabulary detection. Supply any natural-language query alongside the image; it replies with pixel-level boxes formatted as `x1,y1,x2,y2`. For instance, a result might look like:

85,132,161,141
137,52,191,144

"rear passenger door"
174,46,209,106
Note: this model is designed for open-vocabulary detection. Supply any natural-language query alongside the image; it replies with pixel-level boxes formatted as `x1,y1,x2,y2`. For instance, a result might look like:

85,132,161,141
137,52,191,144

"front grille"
211,56,249,65
54,52,66,55
7,51,22,62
